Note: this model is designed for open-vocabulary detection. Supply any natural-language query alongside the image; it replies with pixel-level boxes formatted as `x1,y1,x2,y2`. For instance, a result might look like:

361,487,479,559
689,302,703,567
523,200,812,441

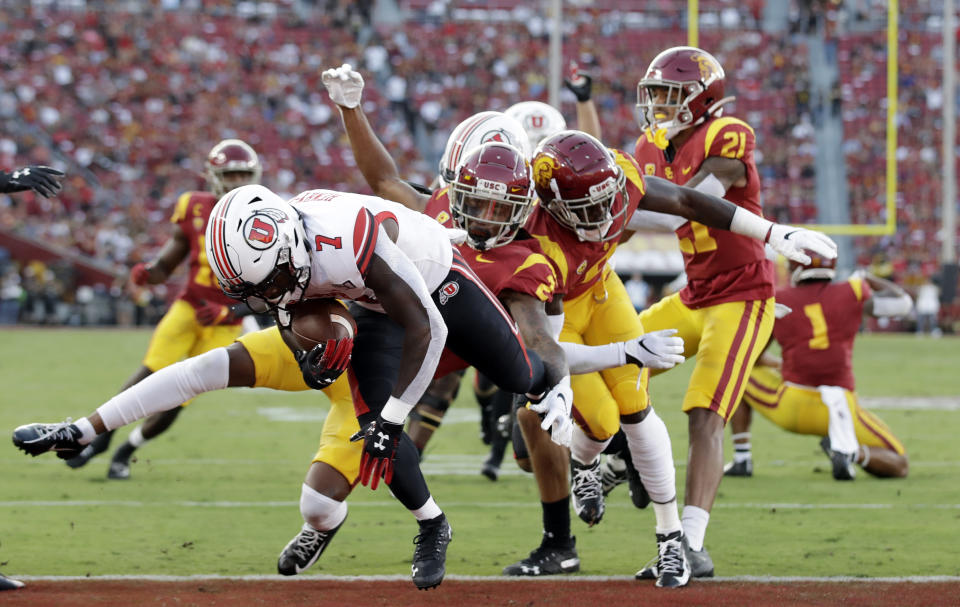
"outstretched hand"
3,165,65,198
321,63,365,109
527,376,574,447
766,224,838,265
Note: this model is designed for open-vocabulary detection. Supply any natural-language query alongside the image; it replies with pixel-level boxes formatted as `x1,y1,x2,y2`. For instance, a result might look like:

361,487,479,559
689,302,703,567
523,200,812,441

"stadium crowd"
0,0,954,329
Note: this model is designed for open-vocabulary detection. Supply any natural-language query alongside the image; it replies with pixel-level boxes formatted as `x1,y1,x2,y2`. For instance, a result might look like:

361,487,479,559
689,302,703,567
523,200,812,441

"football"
288,298,357,351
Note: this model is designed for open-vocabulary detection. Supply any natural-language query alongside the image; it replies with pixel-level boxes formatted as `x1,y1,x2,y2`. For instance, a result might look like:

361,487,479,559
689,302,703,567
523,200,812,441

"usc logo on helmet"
533,155,558,189
692,52,721,81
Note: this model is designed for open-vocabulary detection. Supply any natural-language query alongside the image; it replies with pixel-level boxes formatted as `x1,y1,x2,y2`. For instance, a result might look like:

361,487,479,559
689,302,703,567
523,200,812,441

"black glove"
0,166,65,198
296,338,353,390
563,62,593,102
350,416,404,490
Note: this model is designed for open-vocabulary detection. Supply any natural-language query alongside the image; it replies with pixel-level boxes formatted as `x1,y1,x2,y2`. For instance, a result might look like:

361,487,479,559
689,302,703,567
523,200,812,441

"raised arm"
322,64,429,212
862,273,914,317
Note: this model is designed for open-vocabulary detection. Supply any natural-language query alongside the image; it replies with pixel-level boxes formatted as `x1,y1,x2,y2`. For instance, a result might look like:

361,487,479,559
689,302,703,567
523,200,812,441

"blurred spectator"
624,272,651,311
914,276,941,336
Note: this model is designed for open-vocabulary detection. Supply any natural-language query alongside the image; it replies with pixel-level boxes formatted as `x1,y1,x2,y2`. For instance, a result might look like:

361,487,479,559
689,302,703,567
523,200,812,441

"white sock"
97,348,229,431
74,417,97,445
411,497,443,521
731,432,752,463
652,499,682,535
570,424,611,465
127,426,147,448
681,505,710,551
299,483,348,531
621,410,676,504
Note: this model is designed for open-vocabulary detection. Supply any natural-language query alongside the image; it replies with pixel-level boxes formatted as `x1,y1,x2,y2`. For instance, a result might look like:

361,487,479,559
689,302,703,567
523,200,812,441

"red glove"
194,299,236,326
130,263,151,286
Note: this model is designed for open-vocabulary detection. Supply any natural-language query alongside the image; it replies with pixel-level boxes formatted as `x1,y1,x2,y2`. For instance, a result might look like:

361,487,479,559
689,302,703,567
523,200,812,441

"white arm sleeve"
372,230,447,421
96,348,230,431
547,314,565,340
626,173,728,233
559,341,625,375
872,294,913,317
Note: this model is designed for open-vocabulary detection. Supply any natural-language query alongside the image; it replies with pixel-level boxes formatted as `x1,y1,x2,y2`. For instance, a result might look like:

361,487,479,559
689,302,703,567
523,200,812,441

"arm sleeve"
96,348,230,430
371,229,447,415
559,341,625,375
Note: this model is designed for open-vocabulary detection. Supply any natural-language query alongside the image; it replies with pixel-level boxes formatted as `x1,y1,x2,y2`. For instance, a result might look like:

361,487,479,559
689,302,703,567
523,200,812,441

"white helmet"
504,101,567,152
205,139,262,197
438,111,530,187
205,184,311,313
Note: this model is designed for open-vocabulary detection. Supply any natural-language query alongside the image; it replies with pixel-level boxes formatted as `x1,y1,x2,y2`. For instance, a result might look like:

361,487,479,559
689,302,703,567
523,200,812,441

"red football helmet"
205,139,262,197
636,46,730,139
532,130,627,242
449,142,535,251
789,249,838,286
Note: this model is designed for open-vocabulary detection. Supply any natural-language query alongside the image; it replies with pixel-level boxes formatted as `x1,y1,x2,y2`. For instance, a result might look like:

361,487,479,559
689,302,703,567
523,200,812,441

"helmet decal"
533,155,558,190
243,214,279,250
692,52,721,80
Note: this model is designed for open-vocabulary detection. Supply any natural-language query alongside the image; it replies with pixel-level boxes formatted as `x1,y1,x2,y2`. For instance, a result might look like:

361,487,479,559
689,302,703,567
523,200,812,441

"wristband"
380,396,415,425
729,206,773,242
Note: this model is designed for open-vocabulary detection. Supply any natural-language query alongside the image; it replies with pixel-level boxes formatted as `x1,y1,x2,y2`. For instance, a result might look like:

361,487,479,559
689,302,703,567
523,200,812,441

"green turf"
1,329,958,578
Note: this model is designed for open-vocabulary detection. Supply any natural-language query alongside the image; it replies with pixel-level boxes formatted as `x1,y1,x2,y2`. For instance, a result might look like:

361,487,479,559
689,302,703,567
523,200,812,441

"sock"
127,426,147,448
299,483,348,531
621,410,676,503
541,497,572,547
681,505,710,551
570,424,611,465
731,432,752,462
411,496,443,522
652,499,682,535
74,418,97,444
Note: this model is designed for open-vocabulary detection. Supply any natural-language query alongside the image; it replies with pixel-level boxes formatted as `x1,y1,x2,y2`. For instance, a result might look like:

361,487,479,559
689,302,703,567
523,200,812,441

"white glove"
774,303,793,319
321,63,364,109
623,329,685,370
527,376,573,447
766,224,838,265
446,228,468,245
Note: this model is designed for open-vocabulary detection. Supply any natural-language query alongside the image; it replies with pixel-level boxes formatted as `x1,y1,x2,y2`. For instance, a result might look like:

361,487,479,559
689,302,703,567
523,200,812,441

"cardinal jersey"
634,116,773,307
526,149,645,301
424,188,558,302
773,278,872,391
170,191,239,311
288,189,454,307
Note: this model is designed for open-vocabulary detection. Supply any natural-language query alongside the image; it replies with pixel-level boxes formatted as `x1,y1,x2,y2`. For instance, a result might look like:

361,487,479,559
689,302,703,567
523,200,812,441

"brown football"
289,298,357,351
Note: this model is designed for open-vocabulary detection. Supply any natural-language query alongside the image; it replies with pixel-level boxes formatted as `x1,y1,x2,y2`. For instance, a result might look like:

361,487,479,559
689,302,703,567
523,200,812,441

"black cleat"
654,530,690,588
599,453,628,495
502,537,580,576
277,519,345,575
65,431,114,469
12,422,83,458
571,459,605,526
723,458,754,477
820,437,856,481
637,535,714,580
107,442,137,480
412,515,452,590
0,573,25,591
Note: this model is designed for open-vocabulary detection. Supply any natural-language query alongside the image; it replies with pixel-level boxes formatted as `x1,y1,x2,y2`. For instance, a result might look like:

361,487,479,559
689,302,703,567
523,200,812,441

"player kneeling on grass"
12,301,362,576
723,251,911,481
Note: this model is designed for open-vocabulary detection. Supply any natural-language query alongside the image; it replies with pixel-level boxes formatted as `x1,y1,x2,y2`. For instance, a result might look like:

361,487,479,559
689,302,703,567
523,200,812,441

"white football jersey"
288,189,454,308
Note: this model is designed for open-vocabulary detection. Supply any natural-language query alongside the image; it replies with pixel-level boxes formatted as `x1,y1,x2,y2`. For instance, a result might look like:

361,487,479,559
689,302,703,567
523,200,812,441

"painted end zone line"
10,574,960,583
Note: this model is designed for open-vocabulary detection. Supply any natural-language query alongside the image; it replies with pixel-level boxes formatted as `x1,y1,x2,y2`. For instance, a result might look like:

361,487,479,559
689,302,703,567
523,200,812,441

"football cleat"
107,461,131,480
65,431,114,469
481,458,500,482
412,514,452,590
570,458,605,526
634,555,658,580
0,573,25,591
599,453,628,495
723,458,754,477
637,535,714,580
654,530,691,588
820,436,856,481
277,519,345,575
502,537,579,576
12,422,83,457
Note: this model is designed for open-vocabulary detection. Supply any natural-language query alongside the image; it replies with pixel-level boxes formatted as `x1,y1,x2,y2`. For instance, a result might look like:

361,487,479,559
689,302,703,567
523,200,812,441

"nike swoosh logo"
474,253,496,264
682,166,692,175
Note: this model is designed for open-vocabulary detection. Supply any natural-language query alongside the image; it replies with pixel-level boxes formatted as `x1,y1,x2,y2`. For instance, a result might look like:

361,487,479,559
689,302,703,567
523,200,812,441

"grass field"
1,329,958,580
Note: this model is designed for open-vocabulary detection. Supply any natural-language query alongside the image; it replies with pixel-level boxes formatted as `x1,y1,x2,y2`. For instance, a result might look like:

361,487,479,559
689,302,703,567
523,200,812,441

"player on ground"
625,46,821,579
65,140,262,479
723,252,911,480
321,64,687,582
0,161,65,592
527,127,835,586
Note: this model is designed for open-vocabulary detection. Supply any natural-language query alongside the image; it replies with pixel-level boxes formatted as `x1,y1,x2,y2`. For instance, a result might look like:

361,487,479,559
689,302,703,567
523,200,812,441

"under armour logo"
374,431,389,451
520,565,541,575
11,168,29,179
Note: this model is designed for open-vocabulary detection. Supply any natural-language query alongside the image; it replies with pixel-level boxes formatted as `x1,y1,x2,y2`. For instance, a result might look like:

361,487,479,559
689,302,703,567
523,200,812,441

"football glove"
296,338,353,390
0,165,65,198
766,224,838,265
129,262,151,286
623,329,685,370
527,376,573,447
350,416,403,490
563,61,593,102
194,300,238,326
321,63,364,109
